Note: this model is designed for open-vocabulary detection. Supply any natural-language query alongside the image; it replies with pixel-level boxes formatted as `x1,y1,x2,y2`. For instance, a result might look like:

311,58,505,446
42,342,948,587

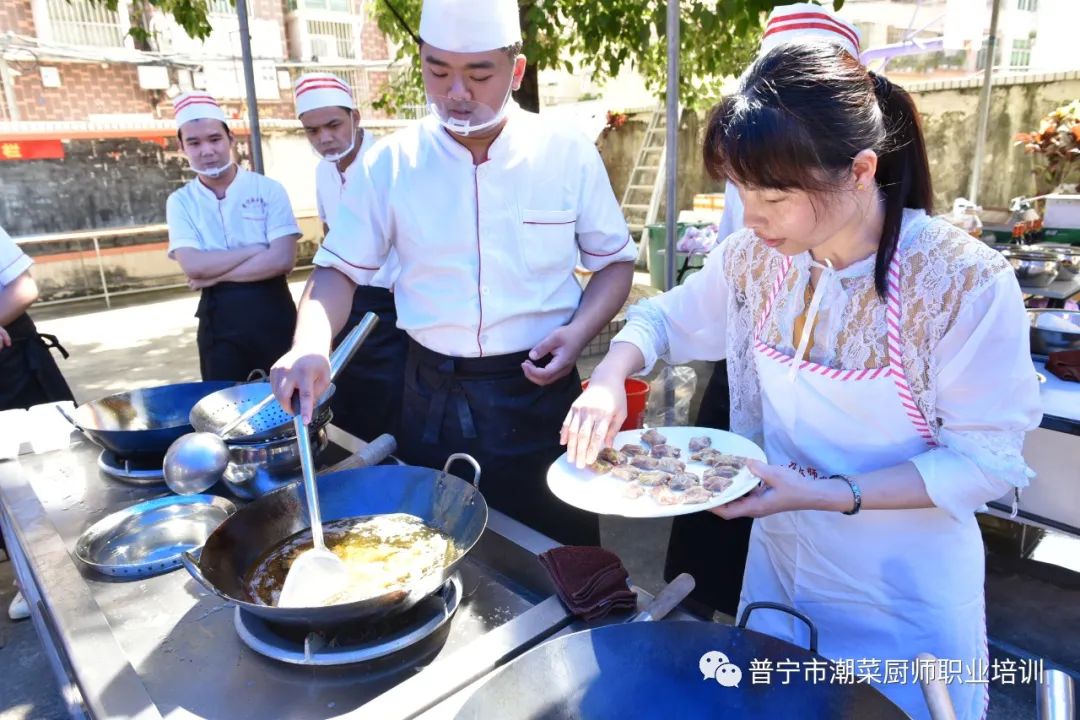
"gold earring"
857,183,866,191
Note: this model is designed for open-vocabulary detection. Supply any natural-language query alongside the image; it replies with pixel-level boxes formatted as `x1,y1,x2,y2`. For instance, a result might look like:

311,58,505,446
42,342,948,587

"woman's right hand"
561,375,627,469
270,347,331,425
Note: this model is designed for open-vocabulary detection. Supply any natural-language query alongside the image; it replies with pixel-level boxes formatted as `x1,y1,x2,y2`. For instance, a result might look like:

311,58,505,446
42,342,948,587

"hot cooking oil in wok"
244,513,461,608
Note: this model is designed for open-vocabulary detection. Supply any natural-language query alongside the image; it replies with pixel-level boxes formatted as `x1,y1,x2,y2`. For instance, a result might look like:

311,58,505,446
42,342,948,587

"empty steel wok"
181,454,487,630
455,604,910,720
64,381,234,459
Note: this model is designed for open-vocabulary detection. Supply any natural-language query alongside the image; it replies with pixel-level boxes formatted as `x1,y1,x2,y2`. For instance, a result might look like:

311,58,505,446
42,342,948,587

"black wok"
182,454,487,630
455,604,911,719
66,382,234,459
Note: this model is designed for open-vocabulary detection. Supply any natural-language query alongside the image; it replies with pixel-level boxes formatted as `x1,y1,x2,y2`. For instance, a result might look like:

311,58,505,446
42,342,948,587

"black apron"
663,358,753,616
195,276,297,382
0,312,75,411
397,339,599,547
329,285,408,442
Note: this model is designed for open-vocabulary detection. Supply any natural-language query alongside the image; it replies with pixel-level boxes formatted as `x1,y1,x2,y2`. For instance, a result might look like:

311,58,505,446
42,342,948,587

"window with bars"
206,0,252,16
299,0,351,12
1016,0,1038,11
45,0,127,48
1010,37,1032,69
306,20,356,59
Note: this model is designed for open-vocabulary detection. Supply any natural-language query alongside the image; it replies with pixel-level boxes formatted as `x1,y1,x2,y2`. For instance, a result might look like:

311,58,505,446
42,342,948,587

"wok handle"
631,572,695,622
917,653,958,720
321,434,397,474
444,453,481,490
55,404,86,434
737,602,819,654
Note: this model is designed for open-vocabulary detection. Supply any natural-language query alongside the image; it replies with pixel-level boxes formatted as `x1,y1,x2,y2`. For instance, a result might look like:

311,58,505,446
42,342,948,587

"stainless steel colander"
188,313,378,442
189,382,336,442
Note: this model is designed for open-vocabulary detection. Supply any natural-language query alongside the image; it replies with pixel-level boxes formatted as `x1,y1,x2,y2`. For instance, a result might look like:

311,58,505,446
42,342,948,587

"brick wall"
360,17,390,61
13,64,164,121
0,0,35,35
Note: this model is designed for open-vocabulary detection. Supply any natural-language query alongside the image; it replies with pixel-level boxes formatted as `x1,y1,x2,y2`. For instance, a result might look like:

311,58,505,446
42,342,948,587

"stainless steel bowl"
75,494,236,578
1029,309,1080,358
220,425,330,500
1035,244,1080,279
1004,250,1061,287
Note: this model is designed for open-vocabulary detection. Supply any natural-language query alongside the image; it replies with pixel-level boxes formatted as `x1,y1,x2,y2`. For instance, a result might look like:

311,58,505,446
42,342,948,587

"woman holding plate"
562,43,1041,720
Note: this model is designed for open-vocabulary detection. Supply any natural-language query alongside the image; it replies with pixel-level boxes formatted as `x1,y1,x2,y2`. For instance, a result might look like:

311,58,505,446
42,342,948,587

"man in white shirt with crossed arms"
166,92,302,381
272,0,636,546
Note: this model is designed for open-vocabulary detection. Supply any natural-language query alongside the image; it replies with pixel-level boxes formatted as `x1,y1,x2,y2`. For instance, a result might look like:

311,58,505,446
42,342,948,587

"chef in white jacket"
564,43,1041,720
294,72,407,442
272,0,636,546
166,92,302,381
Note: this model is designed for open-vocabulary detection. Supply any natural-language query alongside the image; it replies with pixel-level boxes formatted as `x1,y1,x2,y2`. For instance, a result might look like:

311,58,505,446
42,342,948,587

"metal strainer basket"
189,382,335,443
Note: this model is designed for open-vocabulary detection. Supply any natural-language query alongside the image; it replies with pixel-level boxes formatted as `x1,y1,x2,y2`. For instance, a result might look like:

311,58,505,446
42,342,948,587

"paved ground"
1,277,1077,719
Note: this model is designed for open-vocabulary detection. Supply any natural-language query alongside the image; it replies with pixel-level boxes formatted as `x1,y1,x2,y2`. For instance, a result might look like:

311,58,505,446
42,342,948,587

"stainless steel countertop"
0,428,695,719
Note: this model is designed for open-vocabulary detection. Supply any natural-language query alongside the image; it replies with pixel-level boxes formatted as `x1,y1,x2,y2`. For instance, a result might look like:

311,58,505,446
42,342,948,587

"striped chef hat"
173,91,227,129
294,73,356,118
760,3,862,60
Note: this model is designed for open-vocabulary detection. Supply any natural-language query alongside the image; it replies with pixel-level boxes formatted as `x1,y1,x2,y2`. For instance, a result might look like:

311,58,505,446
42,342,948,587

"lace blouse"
613,210,1043,519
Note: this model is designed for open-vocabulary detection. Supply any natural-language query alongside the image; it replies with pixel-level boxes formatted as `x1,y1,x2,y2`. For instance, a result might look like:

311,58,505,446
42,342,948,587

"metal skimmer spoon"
163,313,378,495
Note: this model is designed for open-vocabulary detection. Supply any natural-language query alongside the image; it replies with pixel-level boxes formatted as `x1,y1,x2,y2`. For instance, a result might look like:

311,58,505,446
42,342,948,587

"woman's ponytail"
869,72,934,298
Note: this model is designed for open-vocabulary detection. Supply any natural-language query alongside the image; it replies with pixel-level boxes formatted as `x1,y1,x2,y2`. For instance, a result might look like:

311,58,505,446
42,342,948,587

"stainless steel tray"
75,494,236,579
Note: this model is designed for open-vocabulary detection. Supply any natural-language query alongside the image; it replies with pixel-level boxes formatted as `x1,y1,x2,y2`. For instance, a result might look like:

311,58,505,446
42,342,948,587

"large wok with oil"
181,454,487,630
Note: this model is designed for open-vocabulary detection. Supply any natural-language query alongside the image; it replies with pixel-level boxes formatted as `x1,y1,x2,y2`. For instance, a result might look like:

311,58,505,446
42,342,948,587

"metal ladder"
619,106,668,266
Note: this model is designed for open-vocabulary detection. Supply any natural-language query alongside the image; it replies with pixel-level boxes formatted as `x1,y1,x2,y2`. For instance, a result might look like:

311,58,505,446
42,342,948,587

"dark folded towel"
1047,350,1080,382
538,546,638,621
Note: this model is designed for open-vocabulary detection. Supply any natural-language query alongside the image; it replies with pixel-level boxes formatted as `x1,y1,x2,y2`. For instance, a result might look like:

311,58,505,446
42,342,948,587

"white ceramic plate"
547,427,767,518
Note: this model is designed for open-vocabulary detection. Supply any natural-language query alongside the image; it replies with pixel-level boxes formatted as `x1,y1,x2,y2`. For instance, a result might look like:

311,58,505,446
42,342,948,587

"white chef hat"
419,0,521,54
294,73,356,118
760,3,862,60
173,91,227,129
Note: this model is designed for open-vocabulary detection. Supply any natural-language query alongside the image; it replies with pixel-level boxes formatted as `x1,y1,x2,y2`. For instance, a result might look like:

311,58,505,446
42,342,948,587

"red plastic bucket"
581,377,650,431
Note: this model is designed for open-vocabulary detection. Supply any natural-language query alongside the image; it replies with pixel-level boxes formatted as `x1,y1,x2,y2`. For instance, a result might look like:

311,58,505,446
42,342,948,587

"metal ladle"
276,391,350,608
163,314,379,495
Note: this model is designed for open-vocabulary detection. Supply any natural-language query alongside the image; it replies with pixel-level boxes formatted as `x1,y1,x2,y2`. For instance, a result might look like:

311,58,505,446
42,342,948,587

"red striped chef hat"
761,3,862,60
294,73,355,118
173,91,227,129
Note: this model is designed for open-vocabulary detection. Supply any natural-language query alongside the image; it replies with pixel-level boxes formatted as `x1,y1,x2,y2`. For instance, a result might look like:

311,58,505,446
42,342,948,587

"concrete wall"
0,126,395,300
909,71,1080,211
596,109,723,223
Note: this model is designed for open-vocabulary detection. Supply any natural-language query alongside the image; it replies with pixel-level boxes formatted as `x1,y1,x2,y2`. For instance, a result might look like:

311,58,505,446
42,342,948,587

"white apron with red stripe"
739,213,989,720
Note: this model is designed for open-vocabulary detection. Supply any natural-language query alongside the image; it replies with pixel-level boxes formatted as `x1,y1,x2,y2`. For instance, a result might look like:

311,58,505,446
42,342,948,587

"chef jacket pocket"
521,209,578,275
241,212,268,246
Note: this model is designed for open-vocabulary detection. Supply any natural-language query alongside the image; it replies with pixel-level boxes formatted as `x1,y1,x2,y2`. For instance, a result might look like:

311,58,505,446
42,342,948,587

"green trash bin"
647,223,707,290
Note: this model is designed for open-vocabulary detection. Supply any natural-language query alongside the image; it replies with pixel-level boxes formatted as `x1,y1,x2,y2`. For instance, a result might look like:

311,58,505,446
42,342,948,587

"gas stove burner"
234,574,462,667
97,449,166,485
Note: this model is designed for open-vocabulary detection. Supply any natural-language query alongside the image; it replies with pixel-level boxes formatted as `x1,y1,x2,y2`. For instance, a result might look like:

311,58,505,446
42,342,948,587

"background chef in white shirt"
166,92,303,381
0,225,74,411
0,224,75,623
672,3,865,619
293,72,408,442
272,0,636,546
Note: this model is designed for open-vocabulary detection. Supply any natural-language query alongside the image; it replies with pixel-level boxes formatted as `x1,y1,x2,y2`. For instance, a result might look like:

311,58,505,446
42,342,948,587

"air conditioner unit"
309,35,338,60
137,65,170,90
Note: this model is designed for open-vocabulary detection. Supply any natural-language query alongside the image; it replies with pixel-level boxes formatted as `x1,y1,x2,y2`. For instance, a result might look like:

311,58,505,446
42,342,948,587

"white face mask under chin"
193,161,234,178
429,81,514,137
317,125,357,164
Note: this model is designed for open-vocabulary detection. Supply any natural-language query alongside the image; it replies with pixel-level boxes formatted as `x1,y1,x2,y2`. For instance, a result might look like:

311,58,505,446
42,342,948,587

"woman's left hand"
711,461,840,519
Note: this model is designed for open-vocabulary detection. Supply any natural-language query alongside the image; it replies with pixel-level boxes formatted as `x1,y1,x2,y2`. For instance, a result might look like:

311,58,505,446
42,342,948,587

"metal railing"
44,0,127,48
15,219,321,309
16,224,170,309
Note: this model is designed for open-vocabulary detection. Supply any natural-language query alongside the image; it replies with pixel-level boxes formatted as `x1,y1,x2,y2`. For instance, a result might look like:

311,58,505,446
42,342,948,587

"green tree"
93,0,844,112
370,0,845,112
